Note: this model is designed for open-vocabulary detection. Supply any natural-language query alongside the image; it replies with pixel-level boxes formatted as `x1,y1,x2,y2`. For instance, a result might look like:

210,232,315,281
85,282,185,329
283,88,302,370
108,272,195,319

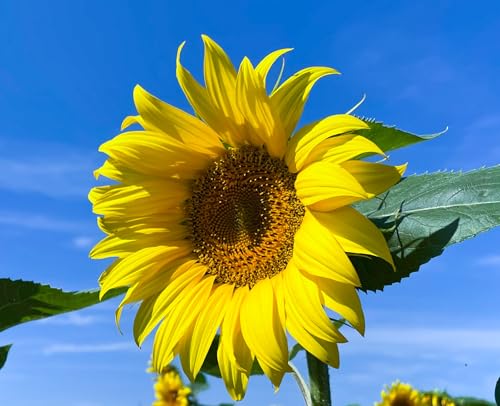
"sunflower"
153,366,192,406
421,393,456,406
376,382,423,406
90,35,405,400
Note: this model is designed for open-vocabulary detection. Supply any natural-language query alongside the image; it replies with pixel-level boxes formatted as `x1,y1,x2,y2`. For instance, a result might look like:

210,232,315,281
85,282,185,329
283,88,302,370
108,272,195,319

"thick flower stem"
306,352,332,406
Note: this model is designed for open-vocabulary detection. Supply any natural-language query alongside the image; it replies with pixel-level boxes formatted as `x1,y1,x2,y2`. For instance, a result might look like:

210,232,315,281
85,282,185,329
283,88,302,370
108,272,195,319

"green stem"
306,352,332,406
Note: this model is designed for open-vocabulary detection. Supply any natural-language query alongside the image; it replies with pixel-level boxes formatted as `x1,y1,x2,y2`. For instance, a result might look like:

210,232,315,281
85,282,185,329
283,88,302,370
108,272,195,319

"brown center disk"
186,145,305,287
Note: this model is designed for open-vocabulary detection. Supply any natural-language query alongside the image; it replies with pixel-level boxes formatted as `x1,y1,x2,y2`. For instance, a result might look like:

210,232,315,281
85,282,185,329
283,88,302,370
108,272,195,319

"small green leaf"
356,117,444,152
0,344,12,370
354,166,500,291
190,372,209,395
199,334,263,378
0,278,125,332
289,343,304,360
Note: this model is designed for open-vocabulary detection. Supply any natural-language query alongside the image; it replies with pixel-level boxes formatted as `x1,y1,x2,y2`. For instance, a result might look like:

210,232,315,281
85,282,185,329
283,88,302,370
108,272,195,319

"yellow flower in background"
90,35,405,400
376,381,423,406
153,367,192,406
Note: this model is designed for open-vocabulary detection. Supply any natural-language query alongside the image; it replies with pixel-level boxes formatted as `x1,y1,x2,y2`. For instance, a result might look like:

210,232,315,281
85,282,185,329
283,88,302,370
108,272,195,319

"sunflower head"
90,35,405,400
421,393,456,406
376,381,423,406
153,366,192,406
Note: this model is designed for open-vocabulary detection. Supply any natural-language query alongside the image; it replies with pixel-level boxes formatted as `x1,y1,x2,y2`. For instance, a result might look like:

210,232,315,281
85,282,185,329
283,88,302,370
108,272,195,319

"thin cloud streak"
0,137,101,198
343,326,500,356
37,313,104,327
42,342,135,355
0,211,90,232
476,254,500,266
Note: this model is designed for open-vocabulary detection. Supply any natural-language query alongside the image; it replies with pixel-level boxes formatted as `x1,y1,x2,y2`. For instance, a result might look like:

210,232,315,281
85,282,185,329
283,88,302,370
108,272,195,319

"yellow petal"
97,213,185,237
341,161,407,198
285,115,369,172
152,275,216,372
98,244,191,298
255,48,293,88
201,35,245,128
314,277,365,335
293,209,360,286
133,85,224,156
134,262,207,346
271,66,339,136
285,309,340,368
176,41,244,146
99,130,213,180
235,57,286,157
240,278,289,388
121,114,145,131
180,283,234,381
90,181,188,217
115,258,197,328
312,206,395,269
217,340,250,401
90,228,187,259
295,161,368,211
220,287,252,369
283,263,346,343
302,134,385,168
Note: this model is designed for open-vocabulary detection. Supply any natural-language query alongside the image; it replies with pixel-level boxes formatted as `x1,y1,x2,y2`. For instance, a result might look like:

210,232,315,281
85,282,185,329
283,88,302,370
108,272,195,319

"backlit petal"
180,283,234,381
302,134,385,168
293,209,360,286
271,67,339,136
295,161,368,211
341,161,407,198
285,115,369,172
312,206,395,269
240,278,289,388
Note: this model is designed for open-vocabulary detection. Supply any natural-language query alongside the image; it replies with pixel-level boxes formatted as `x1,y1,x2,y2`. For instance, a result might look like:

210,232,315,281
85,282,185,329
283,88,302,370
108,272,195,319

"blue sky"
1,1,499,405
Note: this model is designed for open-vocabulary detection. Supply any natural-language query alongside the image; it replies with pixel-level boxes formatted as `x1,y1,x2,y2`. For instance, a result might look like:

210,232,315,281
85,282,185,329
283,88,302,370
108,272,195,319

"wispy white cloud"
476,254,500,266
37,313,104,327
448,113,500,169
349,326,500,354
0,211,89,232
72,235,95,249
0,138,101,198
42,341,135,355
70,402,104,406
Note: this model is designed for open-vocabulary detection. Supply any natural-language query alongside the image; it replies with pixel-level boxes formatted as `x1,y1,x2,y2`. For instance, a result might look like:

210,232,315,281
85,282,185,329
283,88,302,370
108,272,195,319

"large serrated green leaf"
0,279,125,332
0,344,12,370
356,117,444,152
353,166,500,291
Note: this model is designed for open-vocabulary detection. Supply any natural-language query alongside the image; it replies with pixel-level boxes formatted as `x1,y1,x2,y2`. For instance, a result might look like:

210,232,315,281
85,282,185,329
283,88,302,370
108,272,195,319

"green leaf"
495,377,500,406
356,117,445,152
0,344,12,370
190,372,209,396
289,343,304,361
0,278,125,332
353,166,500,291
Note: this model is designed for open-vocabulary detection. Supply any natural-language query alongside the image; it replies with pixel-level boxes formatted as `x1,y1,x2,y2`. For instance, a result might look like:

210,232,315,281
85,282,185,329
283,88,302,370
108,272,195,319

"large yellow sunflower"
90,35,405,400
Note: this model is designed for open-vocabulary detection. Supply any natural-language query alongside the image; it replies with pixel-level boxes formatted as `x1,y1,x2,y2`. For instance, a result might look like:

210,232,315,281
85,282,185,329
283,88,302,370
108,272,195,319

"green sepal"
356,117,445,152
0,344,12,370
